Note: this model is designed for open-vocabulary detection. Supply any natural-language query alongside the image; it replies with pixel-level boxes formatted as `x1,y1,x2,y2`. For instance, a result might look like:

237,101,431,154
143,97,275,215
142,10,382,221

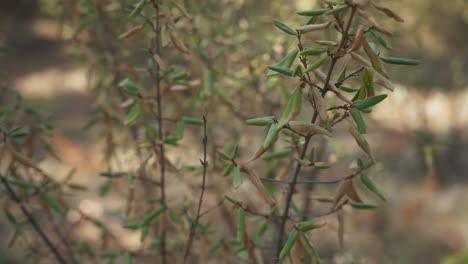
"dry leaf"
118,24,144,39
348,124,375,161
362,38,389,78
311,87,328,122
375,77,395,91
297,21,331,34
343,179,362,202
350,52,372,67
288,121,332,137
241,165,276,206
350,25,364,52
373,4,404,22
337,210,345,249
315,40,338,46
167,29,190,54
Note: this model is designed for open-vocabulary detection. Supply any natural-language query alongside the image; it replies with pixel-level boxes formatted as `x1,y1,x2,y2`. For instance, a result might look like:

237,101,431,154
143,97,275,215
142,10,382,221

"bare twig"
183,116,208,262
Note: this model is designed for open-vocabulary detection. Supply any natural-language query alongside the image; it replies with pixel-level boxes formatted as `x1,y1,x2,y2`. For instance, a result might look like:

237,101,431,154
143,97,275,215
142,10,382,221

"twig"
275,7,357,260
183,116,209,262
0,173,68,264
149,1,167,263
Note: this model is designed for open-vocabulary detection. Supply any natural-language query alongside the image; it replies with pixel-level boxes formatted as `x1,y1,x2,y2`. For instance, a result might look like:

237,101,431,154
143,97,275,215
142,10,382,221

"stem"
0,173,68,264
183,116,208,262
275,7,357,260
149,0,167,263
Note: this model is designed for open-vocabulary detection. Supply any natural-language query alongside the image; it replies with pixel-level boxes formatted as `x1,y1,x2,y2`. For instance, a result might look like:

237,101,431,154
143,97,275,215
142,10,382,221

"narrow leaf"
236,208,245,242
277,87,303,129
233,166,242,189
129,0,147,18
353,94,387,110
267,65,294,77
267,49,299,77
246,116,275,126
380,56,420,66
273,19,297,35
140,207,164,226
296,9,329,16
182,116,204,125
360,174,386,201
124,102,142,125
350,108,367,134
279,230,300,260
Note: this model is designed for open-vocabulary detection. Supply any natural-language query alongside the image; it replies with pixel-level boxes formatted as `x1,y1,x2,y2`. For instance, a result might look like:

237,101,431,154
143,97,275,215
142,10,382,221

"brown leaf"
337,210,345,249
288,121,332,137
118,24,144,39
362,38,389,78
343,179,362,202
375,77,395,92
350,25,364,52
167,29,190,54
240,165,276,206
311,87,328,122
297,21,331,34
6,144,43,173
350,52,372,67
373,4,404,23
348,124,375,161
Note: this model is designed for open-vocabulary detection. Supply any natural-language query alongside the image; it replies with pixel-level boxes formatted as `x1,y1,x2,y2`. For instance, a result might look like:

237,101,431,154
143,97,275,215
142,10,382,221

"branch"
0,173,68,264
275,7,358,260
183,116,208,262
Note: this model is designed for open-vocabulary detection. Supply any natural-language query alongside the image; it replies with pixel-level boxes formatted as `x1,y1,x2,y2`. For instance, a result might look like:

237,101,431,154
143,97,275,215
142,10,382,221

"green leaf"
230,145,239,160
253,222,269,241
39,123,53,136
267,49,299,77
304,53,329,73
370,29,392,50
7,128,29,138
129,0,147,18
261,150,291,161
279,230,300,260
182,116,204,125
140,207,164,226
350,108,367,134
360,174,386,201
118,78,140,96
124,251,132,264
277,87,303,129
236,208,245,242
299,47,326,56
3,208,17,224
273,19,297,35
176,120,184,139
314,162,330,169
217,151,231,161
349,201,377,209
100,171,126,178
340,86,359,93
263,123,280,149
40,192,66,216
353,94,388,110
246,116,275,126
296,220,323,232
380,56,420,65
301,233,321,264
267,65,294,77
201,69,213,97
140,225,149,242
233,166,242,189
362,68,375,97
124,102,142,125
222,163,235,176
324,4,348,15
207,240,222,254
296,9,329,16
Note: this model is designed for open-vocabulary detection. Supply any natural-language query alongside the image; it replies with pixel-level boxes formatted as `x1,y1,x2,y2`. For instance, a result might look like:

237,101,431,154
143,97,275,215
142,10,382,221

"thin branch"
183,116,208,262
149,1,167,263
0,173,68,264
275,7,358,260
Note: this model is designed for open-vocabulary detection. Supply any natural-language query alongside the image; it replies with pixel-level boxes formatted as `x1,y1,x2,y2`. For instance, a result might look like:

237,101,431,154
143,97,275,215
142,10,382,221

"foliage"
0,0,422,263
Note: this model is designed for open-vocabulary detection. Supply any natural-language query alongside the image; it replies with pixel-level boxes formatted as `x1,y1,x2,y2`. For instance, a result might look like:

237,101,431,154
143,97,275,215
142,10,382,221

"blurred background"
0,0,467,263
